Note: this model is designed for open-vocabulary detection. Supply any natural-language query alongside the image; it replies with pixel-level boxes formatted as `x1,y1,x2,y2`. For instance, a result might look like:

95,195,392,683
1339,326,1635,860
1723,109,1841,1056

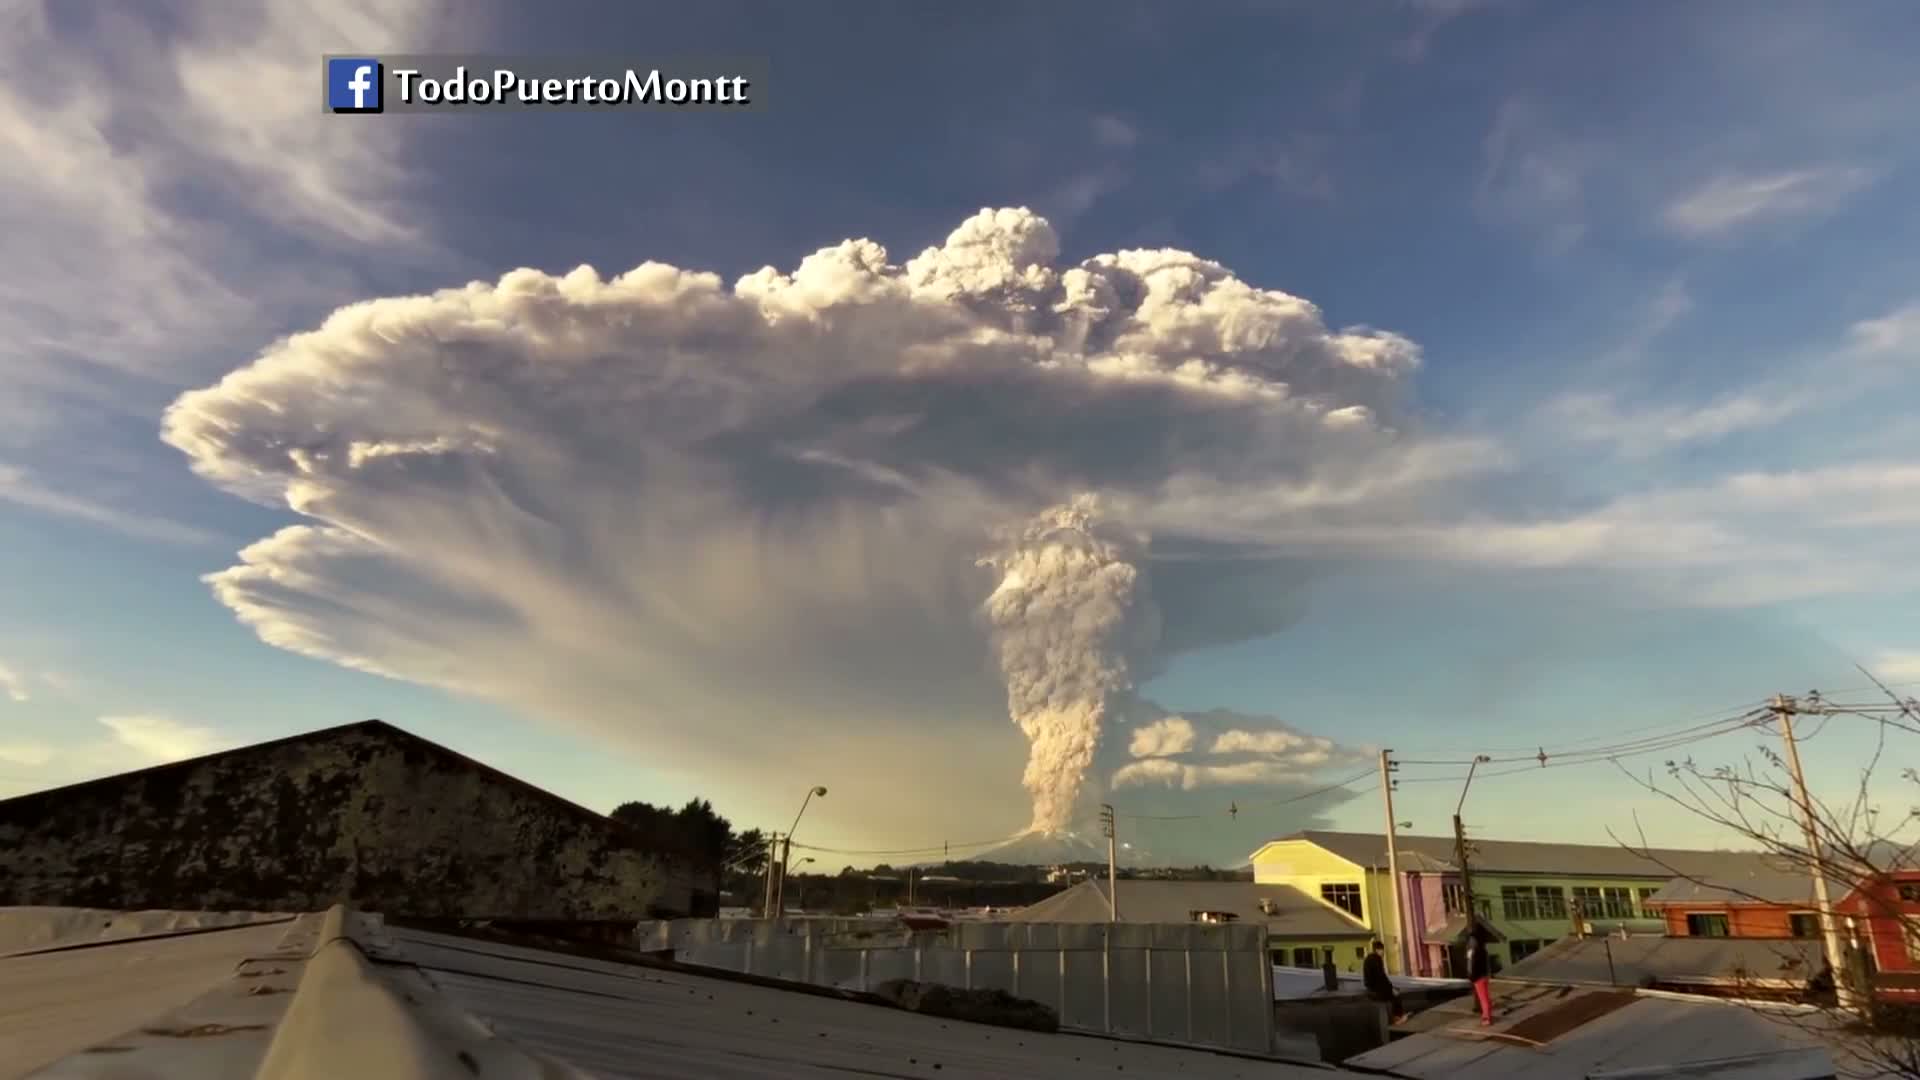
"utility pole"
1773,693,1861,1014
775,833,793,915
1452,754,1491,963
1100,803,1119,922
1381,749,1408,975
762,833,781,918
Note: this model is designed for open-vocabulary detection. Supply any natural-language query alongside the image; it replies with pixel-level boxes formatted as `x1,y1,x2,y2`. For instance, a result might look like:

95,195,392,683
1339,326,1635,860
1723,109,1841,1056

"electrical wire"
1112,768,1379,821
1392,709,1771,784
1391,697,1771,758
1395,708,1769,768
786,768,1381,856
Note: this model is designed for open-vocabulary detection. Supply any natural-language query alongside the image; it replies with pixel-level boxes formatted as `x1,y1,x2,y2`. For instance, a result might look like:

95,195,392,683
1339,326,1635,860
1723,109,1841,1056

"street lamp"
775,785,828,914
1454,756,1492,935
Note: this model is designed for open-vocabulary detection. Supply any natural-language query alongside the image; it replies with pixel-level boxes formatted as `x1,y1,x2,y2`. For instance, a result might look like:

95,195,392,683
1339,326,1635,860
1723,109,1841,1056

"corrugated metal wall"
635,918,1277,1056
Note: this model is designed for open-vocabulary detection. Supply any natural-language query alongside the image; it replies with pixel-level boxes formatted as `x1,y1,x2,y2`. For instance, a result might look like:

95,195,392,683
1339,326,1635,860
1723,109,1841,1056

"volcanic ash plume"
980,497,1161,834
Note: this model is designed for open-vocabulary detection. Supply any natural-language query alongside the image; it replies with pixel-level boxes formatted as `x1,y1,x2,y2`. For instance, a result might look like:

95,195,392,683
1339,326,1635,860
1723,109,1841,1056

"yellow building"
1251,830,1752,977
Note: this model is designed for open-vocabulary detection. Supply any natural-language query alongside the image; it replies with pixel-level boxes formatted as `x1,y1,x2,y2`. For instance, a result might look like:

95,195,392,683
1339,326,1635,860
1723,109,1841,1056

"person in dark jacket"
1467,924,1494,1025
1362,940,1405,1021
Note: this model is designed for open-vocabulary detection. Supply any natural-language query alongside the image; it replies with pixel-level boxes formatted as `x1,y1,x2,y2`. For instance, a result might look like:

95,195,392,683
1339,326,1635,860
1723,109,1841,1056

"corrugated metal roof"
1345,981,1843,1080
388,925,1356,1078
1276,831,1772,880
0,910,307,1078
1502,935,1825,989
1006,880,1366,937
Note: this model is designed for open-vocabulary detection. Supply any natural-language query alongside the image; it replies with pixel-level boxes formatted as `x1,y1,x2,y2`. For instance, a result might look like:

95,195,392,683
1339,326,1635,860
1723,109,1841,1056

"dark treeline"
606,797,1247,915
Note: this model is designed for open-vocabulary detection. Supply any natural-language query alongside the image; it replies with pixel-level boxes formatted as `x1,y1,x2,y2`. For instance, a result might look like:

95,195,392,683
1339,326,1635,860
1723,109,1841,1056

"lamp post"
775,785,828,915
1453,756,1491,938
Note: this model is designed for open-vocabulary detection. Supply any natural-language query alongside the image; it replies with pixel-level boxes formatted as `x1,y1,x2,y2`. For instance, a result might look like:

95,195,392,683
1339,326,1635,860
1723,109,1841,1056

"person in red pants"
1467,924,1494,1025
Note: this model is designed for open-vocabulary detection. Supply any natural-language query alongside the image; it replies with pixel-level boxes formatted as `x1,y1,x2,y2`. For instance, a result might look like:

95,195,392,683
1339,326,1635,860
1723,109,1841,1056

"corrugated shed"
1007,880,1366,937
1346,981,1841,1079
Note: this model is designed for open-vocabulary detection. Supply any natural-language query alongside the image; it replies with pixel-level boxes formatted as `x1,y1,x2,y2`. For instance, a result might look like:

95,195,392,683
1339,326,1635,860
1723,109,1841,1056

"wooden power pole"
1100,803,1119,921
1381,749,1409,974
1772,693,1861,1014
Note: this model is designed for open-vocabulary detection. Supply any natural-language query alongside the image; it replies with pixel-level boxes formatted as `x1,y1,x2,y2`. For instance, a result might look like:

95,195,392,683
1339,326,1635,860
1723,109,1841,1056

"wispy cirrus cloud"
1476,99,1592,253
1663,165,1878,238
0,464,220,546
0,662,28,703
97,715,229,764
1871,651,1920,684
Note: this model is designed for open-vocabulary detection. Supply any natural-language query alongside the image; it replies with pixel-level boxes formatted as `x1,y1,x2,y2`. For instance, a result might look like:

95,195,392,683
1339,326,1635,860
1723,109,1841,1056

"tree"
1615,679,1920,1079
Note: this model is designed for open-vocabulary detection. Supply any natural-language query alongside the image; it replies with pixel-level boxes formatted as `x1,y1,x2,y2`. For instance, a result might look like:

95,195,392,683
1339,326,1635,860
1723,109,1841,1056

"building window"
1687,913,1731,938
1905,927,1920,963
1900,884,1920,903
1443,882,1469,915
1601,887,1634,919
1322,882,1363,919
1534,886,1568,920
1636,887,1660,916
1789,913,1821,939
1508,939,1544,962
1290,947,1318,968
1571,886,1603,919
1502,885,1539,920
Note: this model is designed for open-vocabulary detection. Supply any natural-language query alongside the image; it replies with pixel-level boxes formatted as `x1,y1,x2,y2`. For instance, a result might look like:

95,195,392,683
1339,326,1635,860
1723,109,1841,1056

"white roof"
1345,980,1852,1080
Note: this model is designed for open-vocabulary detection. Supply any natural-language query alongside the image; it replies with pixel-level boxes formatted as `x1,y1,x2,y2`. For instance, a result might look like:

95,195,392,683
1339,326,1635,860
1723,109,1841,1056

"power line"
1396,708,1768,769
787,767,1381,856
1112,768,1378,821
1394,710,1771,785
1392,697,1770,758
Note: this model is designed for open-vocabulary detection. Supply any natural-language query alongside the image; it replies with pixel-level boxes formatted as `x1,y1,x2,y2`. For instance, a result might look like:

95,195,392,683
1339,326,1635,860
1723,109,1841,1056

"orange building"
1641,853,1920,998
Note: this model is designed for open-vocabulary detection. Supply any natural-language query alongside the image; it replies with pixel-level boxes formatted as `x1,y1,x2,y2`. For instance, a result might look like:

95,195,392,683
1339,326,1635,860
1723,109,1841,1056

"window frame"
1320,881,1363,919
1686,912,1731,938
1501,885,1539,921
1788,912,1822,939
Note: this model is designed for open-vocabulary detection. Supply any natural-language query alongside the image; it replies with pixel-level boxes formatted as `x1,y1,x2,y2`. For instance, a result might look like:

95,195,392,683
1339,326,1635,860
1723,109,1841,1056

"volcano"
976,828,1158,868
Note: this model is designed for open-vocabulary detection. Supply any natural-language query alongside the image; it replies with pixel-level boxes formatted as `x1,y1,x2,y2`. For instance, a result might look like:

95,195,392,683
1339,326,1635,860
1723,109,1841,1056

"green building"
1251,830,1761,976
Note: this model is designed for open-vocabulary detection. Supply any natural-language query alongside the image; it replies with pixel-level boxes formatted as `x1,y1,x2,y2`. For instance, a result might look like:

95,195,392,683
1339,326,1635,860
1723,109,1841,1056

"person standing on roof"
1467,923,1494,1026
1363,940,1405,1023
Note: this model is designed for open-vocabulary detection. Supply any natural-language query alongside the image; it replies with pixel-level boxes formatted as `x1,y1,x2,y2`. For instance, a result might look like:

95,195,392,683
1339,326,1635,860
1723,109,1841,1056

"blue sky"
3,0,1919,866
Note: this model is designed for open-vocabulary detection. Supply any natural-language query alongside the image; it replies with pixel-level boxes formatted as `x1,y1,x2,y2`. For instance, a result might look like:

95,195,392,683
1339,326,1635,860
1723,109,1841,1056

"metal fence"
633,918,1278,1056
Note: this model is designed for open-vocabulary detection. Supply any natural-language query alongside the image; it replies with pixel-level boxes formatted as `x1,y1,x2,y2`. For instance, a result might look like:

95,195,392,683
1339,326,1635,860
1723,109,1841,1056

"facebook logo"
327,58,383,114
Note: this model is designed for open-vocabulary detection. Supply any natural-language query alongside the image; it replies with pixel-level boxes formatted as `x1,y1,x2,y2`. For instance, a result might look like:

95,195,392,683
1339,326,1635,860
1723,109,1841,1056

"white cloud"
1091,114,1139,149
0,742,55,767
162,207,1430,845
0,463,220,546
1475,100,1593,251
1108,706,1364,792
0,662,27,703
1129,716,1197,757
1871,652,1920,683
0,1,446,374
1852,304,1920,356
1545,389,1814,455
97,715,228,765
1663,166,1877,238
